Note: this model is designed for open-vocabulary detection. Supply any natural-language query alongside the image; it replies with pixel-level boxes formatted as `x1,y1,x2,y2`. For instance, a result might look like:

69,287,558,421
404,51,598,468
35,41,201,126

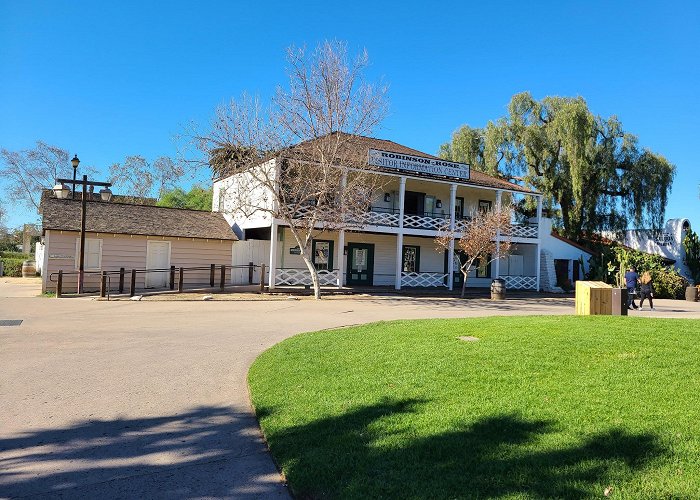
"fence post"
248,262,254,284
130,269,136,297
100,271,107,298
119,268,125,294
170,266,176,290
210,264,215,287
220,264,226,291
178,267,184,293
259,263,266,292
57,270,63,298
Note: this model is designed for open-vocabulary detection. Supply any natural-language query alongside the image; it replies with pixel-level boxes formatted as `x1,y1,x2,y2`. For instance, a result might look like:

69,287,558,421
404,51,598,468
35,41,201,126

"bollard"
100,271,107,298
57,270,63,298
178,267,184,293
220,264,226,291
119,268,125,294
259,263,266,292
130,269,136,297
170,266,176,290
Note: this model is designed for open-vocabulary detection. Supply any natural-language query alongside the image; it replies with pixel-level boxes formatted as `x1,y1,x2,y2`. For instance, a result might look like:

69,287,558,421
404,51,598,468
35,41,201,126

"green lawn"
248,316,700,499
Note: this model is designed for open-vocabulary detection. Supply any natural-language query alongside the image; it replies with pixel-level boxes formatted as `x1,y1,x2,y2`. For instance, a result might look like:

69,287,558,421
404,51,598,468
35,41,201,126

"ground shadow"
0,406,285,499
258,398,666,498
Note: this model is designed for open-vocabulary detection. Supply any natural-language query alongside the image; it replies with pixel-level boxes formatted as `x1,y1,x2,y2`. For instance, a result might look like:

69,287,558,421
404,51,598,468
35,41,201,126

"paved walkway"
1,279,699,498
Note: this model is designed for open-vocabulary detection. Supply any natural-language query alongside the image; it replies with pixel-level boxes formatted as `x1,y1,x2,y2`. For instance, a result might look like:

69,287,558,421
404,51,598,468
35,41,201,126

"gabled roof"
282,132,538,194
41,196,237,241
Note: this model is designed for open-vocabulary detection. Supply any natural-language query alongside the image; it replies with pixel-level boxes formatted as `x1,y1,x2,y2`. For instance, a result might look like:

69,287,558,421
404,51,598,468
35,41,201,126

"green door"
346,243,374,286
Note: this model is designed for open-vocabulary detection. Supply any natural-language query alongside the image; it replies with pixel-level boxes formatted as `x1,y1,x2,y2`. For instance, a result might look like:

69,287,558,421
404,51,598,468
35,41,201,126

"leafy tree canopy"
156,185,212,211
439,92,676,239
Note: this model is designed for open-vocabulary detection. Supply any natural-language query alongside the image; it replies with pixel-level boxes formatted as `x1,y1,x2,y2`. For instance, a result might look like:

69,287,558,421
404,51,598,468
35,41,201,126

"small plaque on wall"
289,246,301,255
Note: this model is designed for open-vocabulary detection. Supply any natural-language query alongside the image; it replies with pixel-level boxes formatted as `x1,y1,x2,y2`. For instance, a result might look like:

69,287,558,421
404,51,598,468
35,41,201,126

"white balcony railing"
284,205,538,237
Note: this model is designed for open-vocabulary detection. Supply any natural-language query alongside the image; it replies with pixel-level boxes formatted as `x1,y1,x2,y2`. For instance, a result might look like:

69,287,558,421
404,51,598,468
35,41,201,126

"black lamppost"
54,168,113,294
71,155,80,199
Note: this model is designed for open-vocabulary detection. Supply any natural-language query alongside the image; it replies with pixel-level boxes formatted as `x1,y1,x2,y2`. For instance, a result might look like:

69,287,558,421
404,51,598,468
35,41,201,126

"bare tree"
436,206,514,298
0,201,6,231
0,141,95,213
109,155,184,201
187,41,389,299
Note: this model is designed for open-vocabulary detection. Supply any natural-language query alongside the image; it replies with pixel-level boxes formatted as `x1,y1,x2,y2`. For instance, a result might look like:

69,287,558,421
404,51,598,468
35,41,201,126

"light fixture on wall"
384,193,391,203
436,199,442,209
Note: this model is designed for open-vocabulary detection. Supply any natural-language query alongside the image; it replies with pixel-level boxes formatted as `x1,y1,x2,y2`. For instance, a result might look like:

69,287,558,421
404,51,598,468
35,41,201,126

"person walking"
639,271,655,311
624,266,639,310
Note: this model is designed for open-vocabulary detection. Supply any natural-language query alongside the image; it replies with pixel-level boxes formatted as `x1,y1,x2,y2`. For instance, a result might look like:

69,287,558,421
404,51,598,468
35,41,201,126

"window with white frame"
75,238,102,270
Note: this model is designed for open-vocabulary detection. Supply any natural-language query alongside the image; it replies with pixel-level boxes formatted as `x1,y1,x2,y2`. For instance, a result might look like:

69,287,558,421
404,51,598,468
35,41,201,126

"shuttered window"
75,238,102,270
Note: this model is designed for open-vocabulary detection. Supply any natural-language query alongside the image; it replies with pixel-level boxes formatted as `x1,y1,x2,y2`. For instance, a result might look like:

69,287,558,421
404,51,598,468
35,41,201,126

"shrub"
652,269,688,299
1,258,25,277
0,251,31,260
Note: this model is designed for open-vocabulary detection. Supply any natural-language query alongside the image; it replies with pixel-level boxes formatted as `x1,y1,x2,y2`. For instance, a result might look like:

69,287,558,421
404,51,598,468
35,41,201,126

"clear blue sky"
1,0,698,228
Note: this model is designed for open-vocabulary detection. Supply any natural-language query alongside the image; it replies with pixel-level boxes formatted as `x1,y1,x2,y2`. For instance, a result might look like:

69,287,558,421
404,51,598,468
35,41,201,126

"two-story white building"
214,133,544,291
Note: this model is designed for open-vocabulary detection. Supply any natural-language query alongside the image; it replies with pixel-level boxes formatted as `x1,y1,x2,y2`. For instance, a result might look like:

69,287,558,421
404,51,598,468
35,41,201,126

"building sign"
289,246,301,255
368,149,470,180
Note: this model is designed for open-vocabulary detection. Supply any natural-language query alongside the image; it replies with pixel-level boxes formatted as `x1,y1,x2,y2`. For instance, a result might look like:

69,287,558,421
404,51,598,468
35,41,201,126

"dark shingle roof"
283,132,538,194
41,197,237,241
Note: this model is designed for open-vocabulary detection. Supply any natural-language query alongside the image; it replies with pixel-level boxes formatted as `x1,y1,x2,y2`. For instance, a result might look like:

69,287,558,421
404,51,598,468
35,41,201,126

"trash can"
686,286,698,302
21,260,36,278
611,288,628,316
491,278,506,300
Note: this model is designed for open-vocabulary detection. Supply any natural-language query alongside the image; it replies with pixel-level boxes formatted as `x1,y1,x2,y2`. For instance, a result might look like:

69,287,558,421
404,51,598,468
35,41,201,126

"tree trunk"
298,244,322,299
460,267,469,299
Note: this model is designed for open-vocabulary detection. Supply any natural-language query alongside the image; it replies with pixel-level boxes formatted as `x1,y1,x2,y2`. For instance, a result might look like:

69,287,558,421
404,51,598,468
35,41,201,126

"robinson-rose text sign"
368,149,470,180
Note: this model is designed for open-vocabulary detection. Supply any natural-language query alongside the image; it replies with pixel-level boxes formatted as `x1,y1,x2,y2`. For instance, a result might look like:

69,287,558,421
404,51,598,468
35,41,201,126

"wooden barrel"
21,260,36,278
491,278,506,300
686,286,698,302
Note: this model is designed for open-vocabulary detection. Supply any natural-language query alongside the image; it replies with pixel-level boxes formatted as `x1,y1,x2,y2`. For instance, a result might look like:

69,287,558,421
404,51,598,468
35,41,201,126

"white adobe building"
214,134,545,291
617,219,693,283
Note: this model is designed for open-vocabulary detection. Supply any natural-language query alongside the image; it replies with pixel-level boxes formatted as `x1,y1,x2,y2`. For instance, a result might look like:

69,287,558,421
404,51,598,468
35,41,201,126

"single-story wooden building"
40,194,237,293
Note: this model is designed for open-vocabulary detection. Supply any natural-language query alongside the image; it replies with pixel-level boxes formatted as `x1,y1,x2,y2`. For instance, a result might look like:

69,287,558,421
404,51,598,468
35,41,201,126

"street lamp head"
53,183,70,199
99,187,113,202
71,154,80,169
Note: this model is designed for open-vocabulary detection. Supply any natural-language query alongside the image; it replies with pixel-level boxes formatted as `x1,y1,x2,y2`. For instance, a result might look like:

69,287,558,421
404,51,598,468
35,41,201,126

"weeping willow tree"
439,92,676,240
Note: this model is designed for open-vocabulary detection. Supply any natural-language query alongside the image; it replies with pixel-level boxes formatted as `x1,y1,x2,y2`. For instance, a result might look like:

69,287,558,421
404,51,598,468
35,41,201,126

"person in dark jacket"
639,271,655,311
624,266,639,310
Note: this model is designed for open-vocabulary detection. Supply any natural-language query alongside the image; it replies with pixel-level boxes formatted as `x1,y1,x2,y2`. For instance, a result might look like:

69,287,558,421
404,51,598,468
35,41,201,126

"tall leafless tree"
186,41,389,298
436,205,514,298
0,141,95,213
109,155,184,201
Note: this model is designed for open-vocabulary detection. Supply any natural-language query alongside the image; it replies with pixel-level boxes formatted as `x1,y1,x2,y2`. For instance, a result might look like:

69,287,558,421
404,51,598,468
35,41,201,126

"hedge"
1,258,25,277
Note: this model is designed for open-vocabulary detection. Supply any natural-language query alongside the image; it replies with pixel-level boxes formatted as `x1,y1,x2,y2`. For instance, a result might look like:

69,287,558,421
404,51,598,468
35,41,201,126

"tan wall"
43,230,233,293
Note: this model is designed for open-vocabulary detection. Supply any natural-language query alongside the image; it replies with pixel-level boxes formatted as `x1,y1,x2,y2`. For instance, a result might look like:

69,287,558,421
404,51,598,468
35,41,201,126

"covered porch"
266,227,540,291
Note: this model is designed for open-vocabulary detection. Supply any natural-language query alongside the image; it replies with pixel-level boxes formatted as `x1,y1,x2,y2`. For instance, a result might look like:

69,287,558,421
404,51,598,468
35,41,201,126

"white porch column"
337,171,347,289
337,229,345,288
494,190,502,279
535,195,543,291
448,183,457,290
395,176,406,290
269,220,278,290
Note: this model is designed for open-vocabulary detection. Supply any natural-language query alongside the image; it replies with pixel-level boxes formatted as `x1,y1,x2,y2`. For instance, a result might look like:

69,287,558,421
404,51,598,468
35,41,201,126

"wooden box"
575,281,613,316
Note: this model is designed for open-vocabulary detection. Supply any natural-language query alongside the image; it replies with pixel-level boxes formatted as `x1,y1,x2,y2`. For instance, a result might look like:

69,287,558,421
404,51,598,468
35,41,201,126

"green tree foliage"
683,228,700,284
587,243,688,299
440,93,676,239
156,185,212,211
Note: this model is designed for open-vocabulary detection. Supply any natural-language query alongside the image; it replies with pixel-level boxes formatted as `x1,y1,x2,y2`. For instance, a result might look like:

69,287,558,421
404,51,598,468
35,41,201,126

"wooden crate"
575,281,613,315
